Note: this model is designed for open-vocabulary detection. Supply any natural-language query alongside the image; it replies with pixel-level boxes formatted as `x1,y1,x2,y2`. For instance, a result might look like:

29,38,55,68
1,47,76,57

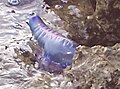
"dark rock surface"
44,0,120,46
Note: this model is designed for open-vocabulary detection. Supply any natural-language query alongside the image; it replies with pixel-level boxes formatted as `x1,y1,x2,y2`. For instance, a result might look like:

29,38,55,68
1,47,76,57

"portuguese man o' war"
28,15,78,73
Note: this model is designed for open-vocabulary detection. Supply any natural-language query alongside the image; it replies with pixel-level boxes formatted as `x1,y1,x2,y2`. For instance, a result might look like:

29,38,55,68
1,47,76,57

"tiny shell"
8,0,20,6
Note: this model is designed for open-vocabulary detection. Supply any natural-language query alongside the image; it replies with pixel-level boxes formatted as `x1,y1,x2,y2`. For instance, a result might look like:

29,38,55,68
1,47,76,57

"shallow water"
0,0,63,54
0,0,61,45
0,0,63,88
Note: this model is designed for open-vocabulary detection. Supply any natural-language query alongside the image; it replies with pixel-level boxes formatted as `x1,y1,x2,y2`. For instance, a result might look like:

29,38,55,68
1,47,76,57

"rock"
63,43,120,89
44,0,120,46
